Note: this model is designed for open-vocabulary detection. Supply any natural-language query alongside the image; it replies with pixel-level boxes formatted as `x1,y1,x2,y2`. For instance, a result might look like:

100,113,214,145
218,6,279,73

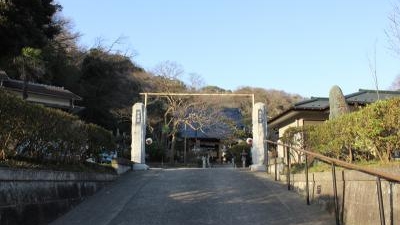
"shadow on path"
50,168,335,225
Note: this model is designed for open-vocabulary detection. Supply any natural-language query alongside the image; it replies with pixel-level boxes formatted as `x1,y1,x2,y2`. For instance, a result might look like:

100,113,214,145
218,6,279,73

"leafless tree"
150,61,224,163
387,3,400,55
367,40,380,99
152,61,184,82
386,2,400,91
390,74,400,90
52,15,81,52
187,73,205,91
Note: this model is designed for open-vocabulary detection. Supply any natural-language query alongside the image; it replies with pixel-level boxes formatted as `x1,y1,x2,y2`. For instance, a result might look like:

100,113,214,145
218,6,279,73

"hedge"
0,89,115,163
282,97,400,163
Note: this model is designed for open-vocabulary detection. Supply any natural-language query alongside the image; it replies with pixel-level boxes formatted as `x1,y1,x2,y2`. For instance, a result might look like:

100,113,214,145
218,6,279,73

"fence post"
341,170,345,225
305,154,310,205
390,182,393,225
331,163,340,225
266,150,269,174
287,146,291,190
274,157,278,181
376,177,386,225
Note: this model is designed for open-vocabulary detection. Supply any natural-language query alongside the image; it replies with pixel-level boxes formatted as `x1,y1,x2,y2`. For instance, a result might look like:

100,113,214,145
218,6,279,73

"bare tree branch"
390,74,400,90
188,73,205,91
386,2,400,91
367,40,380,99
386,3,400,55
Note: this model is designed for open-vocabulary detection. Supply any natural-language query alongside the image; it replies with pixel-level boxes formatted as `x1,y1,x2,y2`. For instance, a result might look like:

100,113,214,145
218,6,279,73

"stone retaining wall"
0,167,117,225
277,169,399,225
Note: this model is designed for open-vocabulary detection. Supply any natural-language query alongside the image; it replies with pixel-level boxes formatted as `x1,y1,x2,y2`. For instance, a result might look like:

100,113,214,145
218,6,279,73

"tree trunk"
169,134,176,164
160,132,167,159
0,149,5,160
22,64,28,100
374,145,384,163
348,145,353,162
386,143,393,162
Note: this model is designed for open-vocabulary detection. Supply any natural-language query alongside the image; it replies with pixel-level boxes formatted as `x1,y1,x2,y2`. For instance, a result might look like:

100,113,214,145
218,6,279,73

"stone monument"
329,85,349,120
250,102,267,171
131,103,149,170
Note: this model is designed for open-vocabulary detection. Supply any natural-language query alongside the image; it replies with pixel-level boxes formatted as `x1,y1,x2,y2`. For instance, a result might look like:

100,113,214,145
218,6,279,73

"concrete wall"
27,93,70,107
277,120,300,159
276,169,399,225
111,158,133,175
277,119,307,164
0,167,117,225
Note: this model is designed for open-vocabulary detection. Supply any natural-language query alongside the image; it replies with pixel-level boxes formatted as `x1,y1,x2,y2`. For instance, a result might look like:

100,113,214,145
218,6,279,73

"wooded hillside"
0,0,303,135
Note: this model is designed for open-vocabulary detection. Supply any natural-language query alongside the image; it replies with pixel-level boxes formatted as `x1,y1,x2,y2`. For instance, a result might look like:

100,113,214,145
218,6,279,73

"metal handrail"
266,140,400,182
266,139,399,225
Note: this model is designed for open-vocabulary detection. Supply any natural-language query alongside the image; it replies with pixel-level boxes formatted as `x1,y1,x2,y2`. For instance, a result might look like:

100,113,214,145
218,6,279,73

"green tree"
292,98,400,163
79,48,143,131
0,0,61,74
39,18,82,88
356,99,400,162
14,47,44,99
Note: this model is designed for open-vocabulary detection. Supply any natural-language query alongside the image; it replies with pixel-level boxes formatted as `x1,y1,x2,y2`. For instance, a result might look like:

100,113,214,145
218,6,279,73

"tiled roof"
268,89,400,124
293,97,330,110
2,78,82,100
346,89,400,104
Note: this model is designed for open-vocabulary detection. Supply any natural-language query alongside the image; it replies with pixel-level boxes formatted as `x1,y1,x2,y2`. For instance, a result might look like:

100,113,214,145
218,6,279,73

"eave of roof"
268,97,329,124
268,107,328,128
268,89,400,126
345,89,400,104
2,79,82,100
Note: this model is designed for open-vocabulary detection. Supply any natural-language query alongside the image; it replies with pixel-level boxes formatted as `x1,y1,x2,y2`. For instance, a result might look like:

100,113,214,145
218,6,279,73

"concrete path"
50,168,335,225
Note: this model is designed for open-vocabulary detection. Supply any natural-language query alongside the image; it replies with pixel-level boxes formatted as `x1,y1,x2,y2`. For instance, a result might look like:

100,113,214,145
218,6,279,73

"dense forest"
0,0,303,132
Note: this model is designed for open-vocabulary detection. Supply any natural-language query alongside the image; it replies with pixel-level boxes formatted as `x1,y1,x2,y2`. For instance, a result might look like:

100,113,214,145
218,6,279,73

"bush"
282,98,400,163
145,140,165,162
0,89,115,164
228,141,251,164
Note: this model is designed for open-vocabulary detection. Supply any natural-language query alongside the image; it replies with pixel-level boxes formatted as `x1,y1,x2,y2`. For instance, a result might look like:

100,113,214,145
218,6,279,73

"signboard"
135,109,141,124
317,185,321,194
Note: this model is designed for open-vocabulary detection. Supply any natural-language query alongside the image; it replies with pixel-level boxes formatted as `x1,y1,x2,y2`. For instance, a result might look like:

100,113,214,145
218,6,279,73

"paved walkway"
50,168,335,225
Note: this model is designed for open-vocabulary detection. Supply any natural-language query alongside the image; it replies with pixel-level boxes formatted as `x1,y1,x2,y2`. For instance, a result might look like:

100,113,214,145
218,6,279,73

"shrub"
282,98,400,163
228,141,251,164
0,89,115,164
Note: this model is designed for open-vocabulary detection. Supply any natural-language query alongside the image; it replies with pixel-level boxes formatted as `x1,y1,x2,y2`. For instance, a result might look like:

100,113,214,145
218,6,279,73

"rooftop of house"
346,89,400,104
268,89,400,126
0,70,82,100
291,97,330,110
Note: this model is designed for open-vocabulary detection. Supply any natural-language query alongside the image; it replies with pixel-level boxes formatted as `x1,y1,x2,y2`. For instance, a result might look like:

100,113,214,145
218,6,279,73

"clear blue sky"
57,0,400,98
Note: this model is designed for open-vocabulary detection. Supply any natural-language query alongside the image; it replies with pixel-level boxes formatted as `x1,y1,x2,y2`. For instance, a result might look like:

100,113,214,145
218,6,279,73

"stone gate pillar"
131,103,149,170
251,102,267,171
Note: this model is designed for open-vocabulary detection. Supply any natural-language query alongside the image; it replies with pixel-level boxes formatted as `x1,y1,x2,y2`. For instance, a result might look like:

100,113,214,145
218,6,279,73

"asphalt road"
50,168,335,225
